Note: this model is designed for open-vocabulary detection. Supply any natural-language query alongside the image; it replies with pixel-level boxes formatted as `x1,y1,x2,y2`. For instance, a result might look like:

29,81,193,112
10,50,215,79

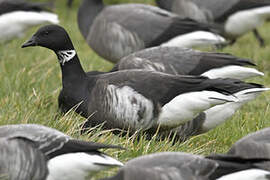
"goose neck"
78,0,105,38
55,50,87,87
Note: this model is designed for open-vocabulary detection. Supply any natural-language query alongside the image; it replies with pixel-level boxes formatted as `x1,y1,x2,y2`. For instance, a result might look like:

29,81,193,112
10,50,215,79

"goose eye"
44,31,49,35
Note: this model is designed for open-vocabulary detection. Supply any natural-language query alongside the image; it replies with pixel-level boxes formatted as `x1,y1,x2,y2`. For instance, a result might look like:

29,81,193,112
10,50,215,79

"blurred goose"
0,0,59,43
103,152,270,180
102,152,217,180
101,166,209,180
227,127,270,160
0,124,123,180
21,25,248,135
114,46,264,80
207,127,270,179
77,0,225,63
104,168,270,180
156,0,270,46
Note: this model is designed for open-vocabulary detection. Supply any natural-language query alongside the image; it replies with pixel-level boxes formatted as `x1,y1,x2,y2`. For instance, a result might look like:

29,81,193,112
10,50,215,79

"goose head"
21,25,74,52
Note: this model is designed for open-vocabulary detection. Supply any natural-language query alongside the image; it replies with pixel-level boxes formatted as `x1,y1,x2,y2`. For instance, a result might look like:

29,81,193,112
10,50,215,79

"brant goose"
112,46,268,141
103,151,270,180
156,0,270,46
113,46,264,80
77,0,225,63
0,124,123,180
23,25,260,135
0,0,59,43
207,127,270,179
101,166,208,180
227,127,270,160
102,152,218,180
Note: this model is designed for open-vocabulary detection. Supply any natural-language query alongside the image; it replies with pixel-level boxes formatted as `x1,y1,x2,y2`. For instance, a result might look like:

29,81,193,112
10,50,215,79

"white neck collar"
57,50,76,66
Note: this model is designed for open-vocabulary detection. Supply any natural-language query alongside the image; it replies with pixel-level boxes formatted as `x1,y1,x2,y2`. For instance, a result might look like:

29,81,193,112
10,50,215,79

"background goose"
101,166,208,180
227,127,270,160
0,124,123,180
22,25,248,136
207,127,270,179
103,152,218,180
103,151,270,180
77,0,225,63
0,0,59,43
113,46,264,80
156,0,270,46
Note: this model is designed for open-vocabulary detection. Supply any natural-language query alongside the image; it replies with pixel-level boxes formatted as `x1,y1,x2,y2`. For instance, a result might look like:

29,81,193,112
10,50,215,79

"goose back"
114,46,256,78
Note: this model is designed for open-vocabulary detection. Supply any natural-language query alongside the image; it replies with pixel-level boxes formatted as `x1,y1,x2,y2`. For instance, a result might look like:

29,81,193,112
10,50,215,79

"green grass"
1,0,270,179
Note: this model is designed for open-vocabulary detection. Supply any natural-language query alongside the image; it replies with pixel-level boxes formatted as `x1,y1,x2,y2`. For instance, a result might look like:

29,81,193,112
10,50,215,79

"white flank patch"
201,65,264,80
157,91,238,129
217,169,270,180
106,85,155,131
57,50,76,66
46,152,123,180
161,31,226,48
0,11,59,42
225,6,270,37
201,102,243,132
201,88,270,132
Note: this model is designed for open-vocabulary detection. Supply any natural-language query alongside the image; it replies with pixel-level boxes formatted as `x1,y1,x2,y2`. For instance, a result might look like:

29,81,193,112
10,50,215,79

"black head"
22,25,74,51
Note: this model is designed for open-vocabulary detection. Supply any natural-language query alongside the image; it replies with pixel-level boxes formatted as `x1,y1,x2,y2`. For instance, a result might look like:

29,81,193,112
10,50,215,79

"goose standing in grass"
21,25,254,136
102,152,270,180
0,124,123,180
0,0,59,43
156,0,270,46
113,46,269,141
77,0,226,63
114,46,264,80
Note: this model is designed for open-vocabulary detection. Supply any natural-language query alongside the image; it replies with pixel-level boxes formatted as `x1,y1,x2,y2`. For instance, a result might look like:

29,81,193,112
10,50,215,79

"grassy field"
1,0,270,178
